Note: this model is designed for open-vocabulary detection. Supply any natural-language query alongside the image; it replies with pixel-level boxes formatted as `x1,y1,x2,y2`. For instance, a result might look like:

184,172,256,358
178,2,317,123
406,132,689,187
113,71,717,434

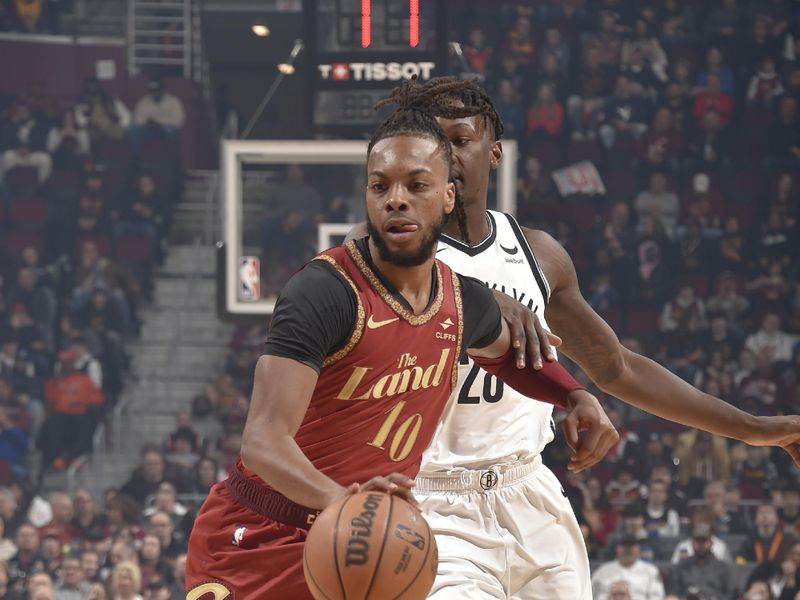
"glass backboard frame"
220,138,517,317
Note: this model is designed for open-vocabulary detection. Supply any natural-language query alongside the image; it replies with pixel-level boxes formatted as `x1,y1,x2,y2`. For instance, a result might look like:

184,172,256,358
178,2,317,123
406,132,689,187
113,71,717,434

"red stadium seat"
4,231,43,257
47,167,82,195
115,233,152,260
9,197,48,225
75,234,113,258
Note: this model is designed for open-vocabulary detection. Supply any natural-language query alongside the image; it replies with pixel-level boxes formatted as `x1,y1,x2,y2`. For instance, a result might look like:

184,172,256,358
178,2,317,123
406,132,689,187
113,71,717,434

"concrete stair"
49,171,232,497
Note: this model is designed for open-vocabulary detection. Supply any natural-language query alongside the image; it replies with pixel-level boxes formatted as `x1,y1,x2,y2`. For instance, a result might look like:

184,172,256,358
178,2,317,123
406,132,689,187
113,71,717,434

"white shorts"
416,455,592,600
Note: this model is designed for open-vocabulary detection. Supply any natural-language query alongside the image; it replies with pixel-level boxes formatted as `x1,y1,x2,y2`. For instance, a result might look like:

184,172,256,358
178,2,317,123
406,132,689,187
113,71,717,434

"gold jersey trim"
345,239,444,325
450,270,464,389
313,254,366,368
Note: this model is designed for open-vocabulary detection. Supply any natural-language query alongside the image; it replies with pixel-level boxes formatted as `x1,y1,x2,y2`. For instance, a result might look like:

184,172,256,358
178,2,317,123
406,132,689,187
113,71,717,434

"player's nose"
384,186,410,211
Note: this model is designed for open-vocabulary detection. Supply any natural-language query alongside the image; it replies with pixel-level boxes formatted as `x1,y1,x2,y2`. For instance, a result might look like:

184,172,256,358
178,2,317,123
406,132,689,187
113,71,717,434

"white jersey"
420,210,556,472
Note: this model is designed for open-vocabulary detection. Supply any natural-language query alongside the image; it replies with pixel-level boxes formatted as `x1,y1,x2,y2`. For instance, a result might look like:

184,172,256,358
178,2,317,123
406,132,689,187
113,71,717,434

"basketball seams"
390,508,433,600
304,545,335,600
332,496,351,600
363,493,394,600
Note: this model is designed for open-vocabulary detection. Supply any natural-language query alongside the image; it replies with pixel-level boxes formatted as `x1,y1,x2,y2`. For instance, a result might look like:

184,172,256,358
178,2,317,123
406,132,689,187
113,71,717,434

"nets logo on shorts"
480,470,498,490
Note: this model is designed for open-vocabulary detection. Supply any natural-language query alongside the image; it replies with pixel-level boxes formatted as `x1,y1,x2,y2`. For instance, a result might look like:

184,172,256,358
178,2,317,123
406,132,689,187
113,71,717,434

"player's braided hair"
412,76,504,141
368,76,479,243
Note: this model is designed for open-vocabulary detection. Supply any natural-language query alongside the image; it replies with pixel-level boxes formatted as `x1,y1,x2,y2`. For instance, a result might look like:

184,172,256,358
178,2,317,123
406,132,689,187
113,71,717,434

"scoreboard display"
303,0,448,132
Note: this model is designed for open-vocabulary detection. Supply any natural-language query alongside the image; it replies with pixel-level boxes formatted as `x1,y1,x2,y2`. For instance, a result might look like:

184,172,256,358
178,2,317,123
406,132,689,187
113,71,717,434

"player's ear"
490,141,503,170
444,181,456,215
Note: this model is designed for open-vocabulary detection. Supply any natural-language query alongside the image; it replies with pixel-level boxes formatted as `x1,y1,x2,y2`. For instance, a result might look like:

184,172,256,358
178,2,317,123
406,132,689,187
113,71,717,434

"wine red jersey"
241,240,465,487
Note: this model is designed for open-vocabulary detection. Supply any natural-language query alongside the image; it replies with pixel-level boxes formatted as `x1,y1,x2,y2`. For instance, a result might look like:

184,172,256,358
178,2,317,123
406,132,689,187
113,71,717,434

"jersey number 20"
457,355,504,404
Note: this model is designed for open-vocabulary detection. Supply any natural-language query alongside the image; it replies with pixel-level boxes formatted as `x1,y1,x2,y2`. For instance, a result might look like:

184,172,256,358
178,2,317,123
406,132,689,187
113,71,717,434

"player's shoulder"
516,225,576,287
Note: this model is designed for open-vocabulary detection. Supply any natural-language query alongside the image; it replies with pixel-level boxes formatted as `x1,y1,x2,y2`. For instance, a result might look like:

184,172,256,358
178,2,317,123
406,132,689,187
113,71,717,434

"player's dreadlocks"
368,76,481,243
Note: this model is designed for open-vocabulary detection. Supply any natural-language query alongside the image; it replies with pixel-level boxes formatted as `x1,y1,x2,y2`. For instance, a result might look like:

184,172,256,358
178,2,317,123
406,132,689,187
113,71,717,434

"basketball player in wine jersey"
351,77,800,599
184,81,601,600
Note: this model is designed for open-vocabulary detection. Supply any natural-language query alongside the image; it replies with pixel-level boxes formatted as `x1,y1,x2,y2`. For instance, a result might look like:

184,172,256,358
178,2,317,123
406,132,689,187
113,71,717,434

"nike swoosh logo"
436,247,447,253
499,244,518,255
367,315,399,329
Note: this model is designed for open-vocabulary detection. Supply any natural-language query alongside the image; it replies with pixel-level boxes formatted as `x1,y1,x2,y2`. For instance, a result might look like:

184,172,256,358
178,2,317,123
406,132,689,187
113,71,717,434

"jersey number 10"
457,355,504,404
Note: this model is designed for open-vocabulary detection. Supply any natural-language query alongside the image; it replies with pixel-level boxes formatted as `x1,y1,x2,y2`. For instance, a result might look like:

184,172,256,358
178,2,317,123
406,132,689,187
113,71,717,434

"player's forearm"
240,433,346,510
601,348,759,441
472,348,584,409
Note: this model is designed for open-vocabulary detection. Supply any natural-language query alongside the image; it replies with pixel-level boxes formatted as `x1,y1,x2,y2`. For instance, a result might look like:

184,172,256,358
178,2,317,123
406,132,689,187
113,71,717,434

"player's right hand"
492,290,561,369
347,473,418,507
745,415,800,467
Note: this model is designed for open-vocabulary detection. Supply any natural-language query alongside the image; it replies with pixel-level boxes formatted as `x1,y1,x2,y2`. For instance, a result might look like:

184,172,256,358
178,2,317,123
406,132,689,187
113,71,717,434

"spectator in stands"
0,516,17,561
583,10,623,68
27,571,54,600
0,405,29,478
662,81,692,134
591,537,665,600
638,107,682,171
745,314,799,365
755,207,794,270
599,75,649,150
780,486,800,535
108,561,142,600
605,506,655,562
675,430,731,495
137,533,169,590
642,479,681,539
115,173,164,264
747,58,785,107
736,445,780,498
747,262,791,316
54,554,90,599
499,15,536,71
131,77,185,153
74,165,112,239
74,78,130,145
46,110,90,173
526,81,564,142
606,580,632,600
38,350,103,470
567,47,614,141
666,522,732,600
696,47,735,97
168,554,186,600
80,550,100,585
190,456,219,495
38,492,76,547
743,504,797,566
539,27,569,74
462,27,492,76
693,74,733,128
7,523,46,594
750,541,800,600
0,102,51,185
687,107,732,172
622,19,668,84
766,96,800,169
671,510,733,565
120,446,188,507
71,489,105,542
6,267,56,346
147,511,184,561
493,79,525,140
716,217,748,276
72,240,139,336
704,0,740,46
659,0,697,46
659,284,708,335
703,481,749,536
142,482,186,525
634,171,681,239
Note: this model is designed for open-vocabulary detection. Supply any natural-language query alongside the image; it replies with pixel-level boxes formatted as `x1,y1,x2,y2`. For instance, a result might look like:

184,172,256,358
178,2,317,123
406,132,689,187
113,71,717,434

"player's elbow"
592,347,629,392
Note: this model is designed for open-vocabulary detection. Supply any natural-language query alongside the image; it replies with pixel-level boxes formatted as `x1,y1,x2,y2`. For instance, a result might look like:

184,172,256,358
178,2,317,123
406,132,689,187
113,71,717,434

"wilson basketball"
303,491,438,600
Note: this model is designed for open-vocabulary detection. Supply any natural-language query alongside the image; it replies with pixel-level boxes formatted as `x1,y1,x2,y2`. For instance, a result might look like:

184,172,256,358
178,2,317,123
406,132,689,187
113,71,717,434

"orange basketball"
303,491,438,600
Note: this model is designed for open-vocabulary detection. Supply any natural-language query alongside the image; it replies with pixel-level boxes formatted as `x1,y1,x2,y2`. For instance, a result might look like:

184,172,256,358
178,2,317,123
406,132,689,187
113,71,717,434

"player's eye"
411,181,428,190
369,182,386,192
452,137,470,146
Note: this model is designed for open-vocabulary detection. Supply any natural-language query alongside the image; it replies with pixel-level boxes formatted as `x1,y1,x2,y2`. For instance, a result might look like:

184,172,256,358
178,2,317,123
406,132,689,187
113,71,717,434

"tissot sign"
318,61,436,82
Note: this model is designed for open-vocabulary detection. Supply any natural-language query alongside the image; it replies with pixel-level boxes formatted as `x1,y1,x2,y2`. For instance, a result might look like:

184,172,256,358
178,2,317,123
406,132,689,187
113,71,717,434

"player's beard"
367,211,446,267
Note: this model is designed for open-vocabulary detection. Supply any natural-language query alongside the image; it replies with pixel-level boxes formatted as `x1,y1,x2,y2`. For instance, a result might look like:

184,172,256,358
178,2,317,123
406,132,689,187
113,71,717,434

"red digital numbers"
360,0,419,48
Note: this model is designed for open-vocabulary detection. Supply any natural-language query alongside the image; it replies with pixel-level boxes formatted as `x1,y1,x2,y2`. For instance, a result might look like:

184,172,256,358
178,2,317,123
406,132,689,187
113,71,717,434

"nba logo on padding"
239,256,260,301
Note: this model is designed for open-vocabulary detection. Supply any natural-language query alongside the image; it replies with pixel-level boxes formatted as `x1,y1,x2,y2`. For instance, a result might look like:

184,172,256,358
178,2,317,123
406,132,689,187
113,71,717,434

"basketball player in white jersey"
349,77,800,599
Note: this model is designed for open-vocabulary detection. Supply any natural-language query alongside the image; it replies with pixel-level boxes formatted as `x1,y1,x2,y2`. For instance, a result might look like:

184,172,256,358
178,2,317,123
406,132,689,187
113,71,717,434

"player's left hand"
563,390,619,473
492,290,562,370
745,415,800,467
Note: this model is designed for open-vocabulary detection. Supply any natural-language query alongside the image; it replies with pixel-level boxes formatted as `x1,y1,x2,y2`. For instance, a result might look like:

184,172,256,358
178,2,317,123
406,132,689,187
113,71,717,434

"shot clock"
303,0,448,132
